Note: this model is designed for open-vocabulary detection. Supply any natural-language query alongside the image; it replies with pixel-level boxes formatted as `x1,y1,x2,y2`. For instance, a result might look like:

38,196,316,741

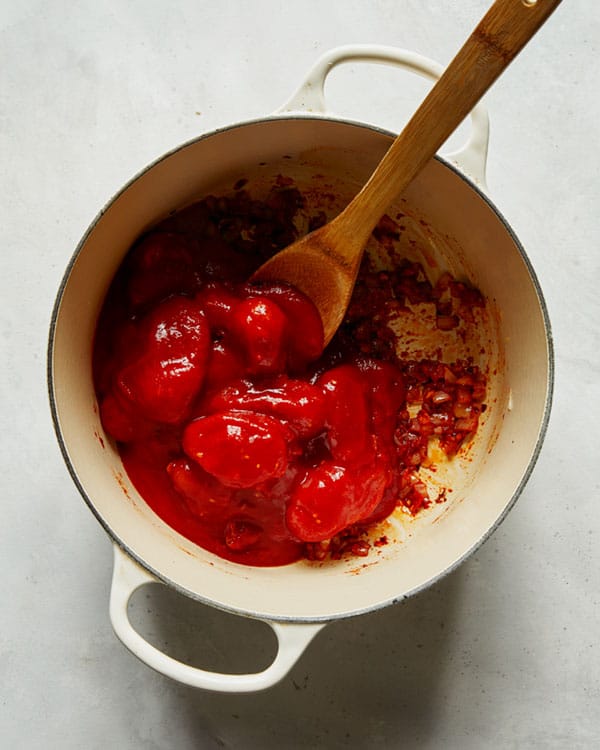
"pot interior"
49,117,551,621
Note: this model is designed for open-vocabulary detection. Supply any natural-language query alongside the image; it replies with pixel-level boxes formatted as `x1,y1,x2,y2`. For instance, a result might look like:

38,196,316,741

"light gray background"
2,1,598,748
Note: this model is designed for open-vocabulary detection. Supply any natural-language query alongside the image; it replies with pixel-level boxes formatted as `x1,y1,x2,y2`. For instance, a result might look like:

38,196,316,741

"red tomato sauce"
93,179,487,566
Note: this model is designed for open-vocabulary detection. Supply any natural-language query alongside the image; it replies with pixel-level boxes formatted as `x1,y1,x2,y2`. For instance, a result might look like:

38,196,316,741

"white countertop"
2,1,598,747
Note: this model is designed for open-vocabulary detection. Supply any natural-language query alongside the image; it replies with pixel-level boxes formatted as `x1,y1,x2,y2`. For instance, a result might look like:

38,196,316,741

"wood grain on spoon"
252,0,563,345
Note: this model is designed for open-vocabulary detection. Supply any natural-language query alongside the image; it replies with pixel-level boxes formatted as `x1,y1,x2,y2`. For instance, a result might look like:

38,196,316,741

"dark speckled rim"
47,114,554,623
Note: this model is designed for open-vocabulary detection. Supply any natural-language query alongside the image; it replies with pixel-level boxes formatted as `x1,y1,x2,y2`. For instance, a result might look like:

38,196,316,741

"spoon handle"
333,0,563,248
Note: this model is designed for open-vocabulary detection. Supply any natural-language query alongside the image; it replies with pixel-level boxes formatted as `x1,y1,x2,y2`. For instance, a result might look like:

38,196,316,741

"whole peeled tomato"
115,295,210,425
244,282,324,370
203,375,328,439
286,460,389,542
230,296,288,374
318,364,373,465
182,410,292,488
357,358,407,439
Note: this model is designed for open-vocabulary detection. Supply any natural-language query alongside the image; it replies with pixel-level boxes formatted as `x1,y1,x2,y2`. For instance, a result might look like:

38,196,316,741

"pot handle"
109,545,324,692
277,44,489,189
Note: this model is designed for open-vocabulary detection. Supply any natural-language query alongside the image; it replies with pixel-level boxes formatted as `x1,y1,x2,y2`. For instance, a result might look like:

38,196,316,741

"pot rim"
47,113,554,623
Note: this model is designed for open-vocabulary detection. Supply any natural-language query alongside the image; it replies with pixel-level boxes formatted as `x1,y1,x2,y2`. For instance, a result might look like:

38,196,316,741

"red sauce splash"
93,179,486,566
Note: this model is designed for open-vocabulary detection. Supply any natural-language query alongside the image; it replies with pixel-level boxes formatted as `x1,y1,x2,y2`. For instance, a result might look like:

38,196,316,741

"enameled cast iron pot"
48,46,553,692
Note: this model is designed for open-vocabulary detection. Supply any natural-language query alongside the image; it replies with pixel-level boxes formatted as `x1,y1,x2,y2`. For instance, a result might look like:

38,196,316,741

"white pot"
48,46,553,692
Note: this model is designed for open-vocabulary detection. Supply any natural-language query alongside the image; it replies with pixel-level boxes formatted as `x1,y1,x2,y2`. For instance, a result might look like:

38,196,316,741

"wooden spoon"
252,0,563,345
